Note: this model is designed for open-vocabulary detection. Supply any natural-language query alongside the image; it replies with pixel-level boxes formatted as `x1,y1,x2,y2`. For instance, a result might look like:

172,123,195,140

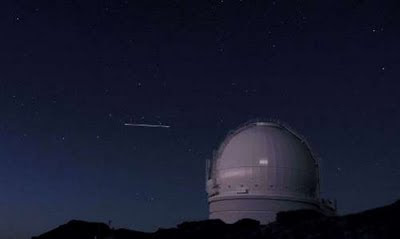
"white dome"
206,121,324,224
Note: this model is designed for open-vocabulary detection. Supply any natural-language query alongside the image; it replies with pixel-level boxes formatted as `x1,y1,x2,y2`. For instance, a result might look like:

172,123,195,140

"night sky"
1,0,400,238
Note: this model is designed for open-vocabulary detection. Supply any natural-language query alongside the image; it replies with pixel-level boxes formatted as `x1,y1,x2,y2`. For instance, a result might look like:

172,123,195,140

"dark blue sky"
1,0,400,238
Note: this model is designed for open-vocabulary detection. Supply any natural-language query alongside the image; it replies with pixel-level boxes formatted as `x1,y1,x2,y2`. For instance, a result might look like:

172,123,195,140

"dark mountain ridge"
33,199,400,239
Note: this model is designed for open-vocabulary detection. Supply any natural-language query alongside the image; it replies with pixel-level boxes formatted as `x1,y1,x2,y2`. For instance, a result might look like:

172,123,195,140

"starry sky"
1,0,400,238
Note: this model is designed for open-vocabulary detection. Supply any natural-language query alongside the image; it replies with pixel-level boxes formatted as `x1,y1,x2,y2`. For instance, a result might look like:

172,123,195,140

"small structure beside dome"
206,120,336,224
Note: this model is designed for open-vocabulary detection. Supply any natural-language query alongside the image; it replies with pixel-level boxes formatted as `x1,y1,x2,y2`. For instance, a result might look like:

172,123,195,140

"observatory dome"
206,121,334,224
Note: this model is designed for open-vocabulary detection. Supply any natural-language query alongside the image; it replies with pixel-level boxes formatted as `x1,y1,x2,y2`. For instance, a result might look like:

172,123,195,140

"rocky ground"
33,199,400,239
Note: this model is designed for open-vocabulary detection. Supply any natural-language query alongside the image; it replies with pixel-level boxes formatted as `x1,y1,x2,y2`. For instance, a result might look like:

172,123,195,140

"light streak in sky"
124,123,171,128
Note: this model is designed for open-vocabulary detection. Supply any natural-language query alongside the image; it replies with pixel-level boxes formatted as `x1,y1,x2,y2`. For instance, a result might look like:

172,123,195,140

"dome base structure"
206,121,336,224
209,195,322,224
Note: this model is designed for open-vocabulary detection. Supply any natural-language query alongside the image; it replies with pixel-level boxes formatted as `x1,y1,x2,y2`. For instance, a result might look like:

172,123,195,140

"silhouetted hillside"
33,199,400,239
